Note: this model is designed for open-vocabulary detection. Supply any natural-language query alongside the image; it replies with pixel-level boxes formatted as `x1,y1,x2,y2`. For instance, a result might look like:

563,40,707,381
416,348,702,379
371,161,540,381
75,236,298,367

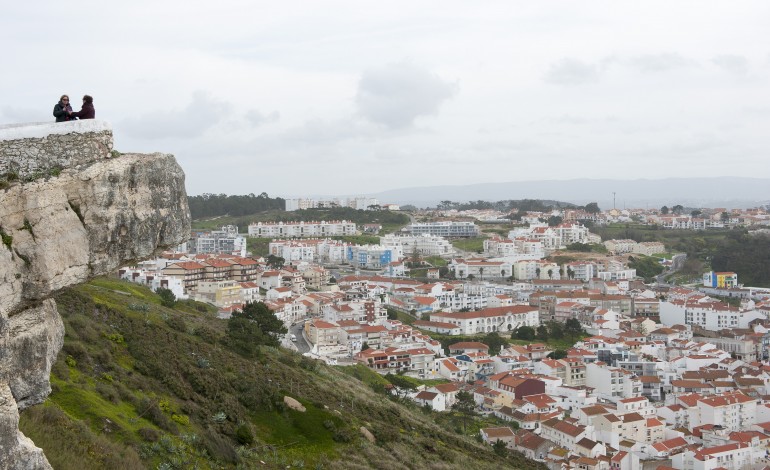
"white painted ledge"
0,120,112,142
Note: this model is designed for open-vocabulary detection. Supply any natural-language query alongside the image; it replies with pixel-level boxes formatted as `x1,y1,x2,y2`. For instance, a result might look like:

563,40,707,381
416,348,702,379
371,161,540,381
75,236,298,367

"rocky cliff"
0,121,190,469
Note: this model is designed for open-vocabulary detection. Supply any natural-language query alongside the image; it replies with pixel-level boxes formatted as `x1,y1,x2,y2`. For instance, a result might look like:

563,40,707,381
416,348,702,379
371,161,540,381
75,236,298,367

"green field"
20,277,542,470
451,237,486,253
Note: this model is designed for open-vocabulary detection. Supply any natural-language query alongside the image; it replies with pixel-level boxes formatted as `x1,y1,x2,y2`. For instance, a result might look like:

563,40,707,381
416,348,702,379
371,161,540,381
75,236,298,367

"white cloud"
712,54,749,75
543,58,599,85
120,91,232,140
355,61,457,129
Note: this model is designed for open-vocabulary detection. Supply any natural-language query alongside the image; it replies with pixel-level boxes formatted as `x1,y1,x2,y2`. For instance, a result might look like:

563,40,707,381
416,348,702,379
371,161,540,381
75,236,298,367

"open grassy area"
19,277,537,470
451,237,486,254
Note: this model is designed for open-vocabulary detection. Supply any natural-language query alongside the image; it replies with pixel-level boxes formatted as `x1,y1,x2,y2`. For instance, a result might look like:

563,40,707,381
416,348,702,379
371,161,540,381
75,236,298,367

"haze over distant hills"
363,177,770,210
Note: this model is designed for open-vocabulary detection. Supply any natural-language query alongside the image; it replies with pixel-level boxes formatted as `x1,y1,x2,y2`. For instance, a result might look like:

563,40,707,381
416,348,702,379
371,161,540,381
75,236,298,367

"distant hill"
21,278,539,470
368,177,770,209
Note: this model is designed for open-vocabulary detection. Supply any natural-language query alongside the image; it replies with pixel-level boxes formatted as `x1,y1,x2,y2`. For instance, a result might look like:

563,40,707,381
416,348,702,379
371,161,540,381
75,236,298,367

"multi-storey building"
189,225,247,257
380,233,454,257
703,271,738,288
430,305,539,335
632,242,666,256
603,239,637,254
248,220,356,238
162,261,206,293
660,299,763,331
585,362,642,402
194,280,243,307
405,221,479,238
346,245,400,269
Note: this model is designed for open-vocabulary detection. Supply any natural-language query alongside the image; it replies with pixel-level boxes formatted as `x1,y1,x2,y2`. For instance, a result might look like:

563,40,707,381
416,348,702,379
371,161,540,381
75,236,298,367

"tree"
479,267,484,281
721,211,730,223
515,326,535,341
535,267,541,279
660,206,669,215
385,374,416,399
547,268,553,279
547,215,563,226
156,287,177,308
567,267,575,280
361,342,370,351
536,325,549,341
547,349,568,360
386,308,399,321
672,204,684,215
584,202,600,214
226,301,287,357
565,318,584,339
482,332,509,355
547,321,564,340
691,209,702,217
411,249,421,267
453,390,476,433
492,438,508,456
266,254,285,269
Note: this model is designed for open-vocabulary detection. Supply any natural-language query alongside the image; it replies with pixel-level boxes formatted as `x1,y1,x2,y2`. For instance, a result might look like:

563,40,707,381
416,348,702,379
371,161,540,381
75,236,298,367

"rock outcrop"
0,121,190,468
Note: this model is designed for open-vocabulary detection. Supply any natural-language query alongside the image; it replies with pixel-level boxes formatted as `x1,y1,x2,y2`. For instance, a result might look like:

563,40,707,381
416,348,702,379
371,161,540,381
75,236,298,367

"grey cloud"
543,58,599,85
1,106,44,124
244,109,280,127
712,54,749,75
672,132,726,154
627,53,692,73
120,91,231,140
355,62,457,129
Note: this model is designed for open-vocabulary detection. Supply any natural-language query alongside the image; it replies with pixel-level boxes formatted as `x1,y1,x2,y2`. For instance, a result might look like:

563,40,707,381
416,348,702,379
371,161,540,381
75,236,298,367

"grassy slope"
20,277,540,470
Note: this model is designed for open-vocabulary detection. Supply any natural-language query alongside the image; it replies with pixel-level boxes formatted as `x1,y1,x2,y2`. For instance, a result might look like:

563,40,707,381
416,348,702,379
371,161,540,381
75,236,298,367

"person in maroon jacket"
71,95,95,119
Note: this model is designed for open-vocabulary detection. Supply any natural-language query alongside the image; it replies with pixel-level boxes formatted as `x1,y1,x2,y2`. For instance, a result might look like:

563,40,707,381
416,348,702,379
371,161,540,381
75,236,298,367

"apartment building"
188,225,247,257
346,245,400,269
248,220,356,238
632,242,665,256
603,239,637,254
162,261,206,293
585,362,642,402
405,221,479,238
430,305,540,335
380,233,454,257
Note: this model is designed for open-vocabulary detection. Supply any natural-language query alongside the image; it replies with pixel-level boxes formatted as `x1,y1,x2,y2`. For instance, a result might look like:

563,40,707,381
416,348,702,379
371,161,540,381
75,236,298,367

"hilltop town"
119,199,770,470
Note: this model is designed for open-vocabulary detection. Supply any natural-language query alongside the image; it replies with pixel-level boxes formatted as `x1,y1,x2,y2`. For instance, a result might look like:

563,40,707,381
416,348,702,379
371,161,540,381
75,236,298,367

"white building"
660,299,764,331
190,225,247,257
430,305,539,335
585,362,642,402
248,220,356,238
381,233,454,257
406,221,479,238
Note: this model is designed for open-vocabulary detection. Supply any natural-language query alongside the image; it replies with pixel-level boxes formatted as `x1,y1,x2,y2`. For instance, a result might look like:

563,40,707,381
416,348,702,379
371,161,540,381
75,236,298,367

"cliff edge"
0,121,190,468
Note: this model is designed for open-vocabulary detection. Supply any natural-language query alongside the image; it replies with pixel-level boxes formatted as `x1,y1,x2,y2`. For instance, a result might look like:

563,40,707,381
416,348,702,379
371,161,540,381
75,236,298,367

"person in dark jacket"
71,95,95,120
53,95,73,122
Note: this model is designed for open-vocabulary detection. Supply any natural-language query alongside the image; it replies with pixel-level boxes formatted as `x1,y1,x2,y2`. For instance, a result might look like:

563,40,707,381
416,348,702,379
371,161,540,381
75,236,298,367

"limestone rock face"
0,121,190,468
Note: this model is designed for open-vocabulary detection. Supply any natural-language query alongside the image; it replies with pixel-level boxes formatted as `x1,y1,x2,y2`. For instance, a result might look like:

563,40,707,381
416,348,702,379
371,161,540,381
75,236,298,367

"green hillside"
20,278,539,469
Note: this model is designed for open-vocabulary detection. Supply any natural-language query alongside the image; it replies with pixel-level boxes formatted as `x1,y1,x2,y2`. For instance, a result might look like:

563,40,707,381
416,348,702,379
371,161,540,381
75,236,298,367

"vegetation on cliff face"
20,277,539,470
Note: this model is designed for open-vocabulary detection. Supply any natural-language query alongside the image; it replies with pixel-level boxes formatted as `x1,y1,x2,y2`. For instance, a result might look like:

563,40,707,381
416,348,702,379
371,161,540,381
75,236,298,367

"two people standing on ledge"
53,94,95,122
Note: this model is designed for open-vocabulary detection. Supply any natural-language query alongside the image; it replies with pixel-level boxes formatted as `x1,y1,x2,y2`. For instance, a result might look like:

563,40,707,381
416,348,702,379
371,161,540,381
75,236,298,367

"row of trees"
711,232,770,287
188,193,285,219
513,319,584,342
435,199,580,213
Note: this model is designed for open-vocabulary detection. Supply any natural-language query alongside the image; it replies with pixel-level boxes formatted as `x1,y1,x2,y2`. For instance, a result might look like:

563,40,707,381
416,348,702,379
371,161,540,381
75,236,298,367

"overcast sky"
3,1,769,197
